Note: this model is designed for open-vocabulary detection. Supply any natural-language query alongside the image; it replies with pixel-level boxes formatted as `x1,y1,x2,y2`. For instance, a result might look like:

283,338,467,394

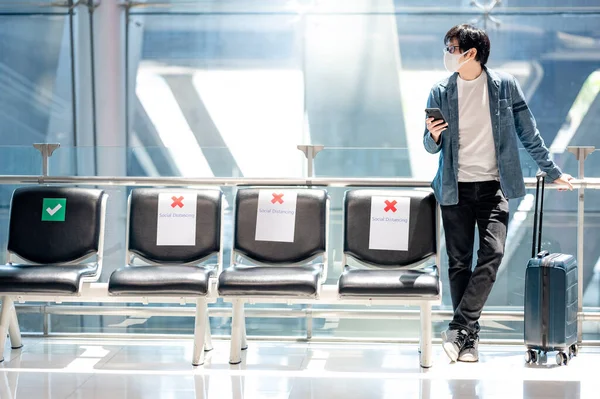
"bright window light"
129,132,160,177
192,70,306,178
551,70,600,153
136,69,214,177
399,71,449,180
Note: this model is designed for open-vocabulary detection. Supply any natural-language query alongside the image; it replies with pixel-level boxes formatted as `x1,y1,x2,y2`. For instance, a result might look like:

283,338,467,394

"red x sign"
171,196,184,208
271,193,284,204
384,200,397,212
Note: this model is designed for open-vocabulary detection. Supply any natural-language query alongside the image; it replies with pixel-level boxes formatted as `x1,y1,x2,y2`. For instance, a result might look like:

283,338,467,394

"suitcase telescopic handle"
531,171,547,258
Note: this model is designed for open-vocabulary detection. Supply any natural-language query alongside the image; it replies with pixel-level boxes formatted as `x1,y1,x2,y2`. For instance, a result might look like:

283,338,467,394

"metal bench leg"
419,302,433,368
9,308,22,350
0,297,15,363
229,299,244,364
204,312,214,352
241,306,248,350
192,298,208,366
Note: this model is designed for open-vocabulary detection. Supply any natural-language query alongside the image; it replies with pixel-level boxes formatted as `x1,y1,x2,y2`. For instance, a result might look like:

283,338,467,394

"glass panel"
0,13,74,149
315,148,578,180
583,321,600,341
48,302,308,337
131,1,600,14
129,146,305,178
50,145,305,178
312,316,424,340
582,150,600,309
0,1,69,13
128,11,307,179
0,146,42,175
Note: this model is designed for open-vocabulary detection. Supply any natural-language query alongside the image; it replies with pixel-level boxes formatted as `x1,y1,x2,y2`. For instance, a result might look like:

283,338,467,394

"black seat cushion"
0,264,98,294
108,265,215,296
338,266,440,297
218,264,322,297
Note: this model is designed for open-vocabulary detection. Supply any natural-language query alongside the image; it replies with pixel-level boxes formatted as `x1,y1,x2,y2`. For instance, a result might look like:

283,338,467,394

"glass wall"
1,0,600,340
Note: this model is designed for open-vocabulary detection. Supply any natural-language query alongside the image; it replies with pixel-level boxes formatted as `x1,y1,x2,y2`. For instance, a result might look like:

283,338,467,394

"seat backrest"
128,189,222,264
8,187,106,264
344,189,436,267
234,188,327,264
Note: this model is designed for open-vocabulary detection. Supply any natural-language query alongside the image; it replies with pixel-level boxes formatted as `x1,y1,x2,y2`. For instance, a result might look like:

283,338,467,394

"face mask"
444,49,471,73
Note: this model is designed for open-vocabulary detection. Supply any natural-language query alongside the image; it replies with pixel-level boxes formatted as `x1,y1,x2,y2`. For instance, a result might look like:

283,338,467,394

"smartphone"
425,108,447,124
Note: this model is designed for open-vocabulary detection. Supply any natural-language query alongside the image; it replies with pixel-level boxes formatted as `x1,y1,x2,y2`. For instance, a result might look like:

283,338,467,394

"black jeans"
441,180,509,335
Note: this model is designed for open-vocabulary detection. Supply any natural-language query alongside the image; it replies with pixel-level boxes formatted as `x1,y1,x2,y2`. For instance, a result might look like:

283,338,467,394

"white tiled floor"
0,337,598,398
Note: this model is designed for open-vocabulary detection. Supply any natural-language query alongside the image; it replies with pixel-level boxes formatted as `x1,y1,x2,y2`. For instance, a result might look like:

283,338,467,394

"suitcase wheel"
525,349,537,364
556,351,569,366
569,344,579,357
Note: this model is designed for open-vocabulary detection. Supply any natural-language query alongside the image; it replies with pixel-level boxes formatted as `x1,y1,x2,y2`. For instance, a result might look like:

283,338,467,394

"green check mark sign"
42,198,67,222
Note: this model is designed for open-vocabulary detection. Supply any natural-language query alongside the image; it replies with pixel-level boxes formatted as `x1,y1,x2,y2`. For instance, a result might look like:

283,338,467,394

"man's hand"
555,173,574,191
426,117,448,144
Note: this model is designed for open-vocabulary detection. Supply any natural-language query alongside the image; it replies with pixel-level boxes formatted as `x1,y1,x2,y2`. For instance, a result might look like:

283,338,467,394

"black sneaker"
458,333,479,362
441,328,469,362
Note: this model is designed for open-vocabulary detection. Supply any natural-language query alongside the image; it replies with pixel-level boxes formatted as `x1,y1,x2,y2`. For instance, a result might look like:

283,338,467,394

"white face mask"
444,49,471,73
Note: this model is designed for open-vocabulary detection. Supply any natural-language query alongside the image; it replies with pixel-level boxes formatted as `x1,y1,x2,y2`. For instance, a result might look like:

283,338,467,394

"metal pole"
15,304,525,320
419,302,433,368
87,0,99,170
33,144,61,177
297,144,324,340
192,298,207,366
578,156,585,344
567,145,595,344
124,2,130,150
0,297,15,362
15,301,600,321
297,144,324,179
229,300,244,364
93,0,128,291
8,311,22,349
306,306,313,340
68,0,78,148
43,312,50,336
15,330,600,347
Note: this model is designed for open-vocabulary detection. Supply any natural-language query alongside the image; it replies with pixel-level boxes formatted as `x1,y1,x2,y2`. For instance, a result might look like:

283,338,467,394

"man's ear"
468,48,478,61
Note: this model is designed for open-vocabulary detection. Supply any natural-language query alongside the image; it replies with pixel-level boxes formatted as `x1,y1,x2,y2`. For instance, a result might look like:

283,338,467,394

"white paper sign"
156,193,197,246
255,190,298,242
368,196,410,251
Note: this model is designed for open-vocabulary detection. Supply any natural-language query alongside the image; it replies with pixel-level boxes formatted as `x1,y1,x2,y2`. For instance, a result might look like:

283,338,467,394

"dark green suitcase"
523,173,578,366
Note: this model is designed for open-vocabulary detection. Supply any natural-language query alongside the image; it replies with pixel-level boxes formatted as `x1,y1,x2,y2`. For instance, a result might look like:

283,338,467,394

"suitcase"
523,172,579,366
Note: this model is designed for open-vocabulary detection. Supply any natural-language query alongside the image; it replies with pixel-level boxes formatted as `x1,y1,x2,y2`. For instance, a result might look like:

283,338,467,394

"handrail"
1,174,600,189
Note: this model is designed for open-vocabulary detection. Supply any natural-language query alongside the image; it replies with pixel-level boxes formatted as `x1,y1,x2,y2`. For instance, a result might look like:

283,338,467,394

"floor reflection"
0,338,597,398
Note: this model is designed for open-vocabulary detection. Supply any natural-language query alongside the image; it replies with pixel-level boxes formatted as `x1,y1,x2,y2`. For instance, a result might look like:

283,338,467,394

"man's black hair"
444,24,491,66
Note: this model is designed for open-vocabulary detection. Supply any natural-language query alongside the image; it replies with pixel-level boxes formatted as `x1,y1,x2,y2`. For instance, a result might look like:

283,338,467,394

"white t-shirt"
457,71,499,182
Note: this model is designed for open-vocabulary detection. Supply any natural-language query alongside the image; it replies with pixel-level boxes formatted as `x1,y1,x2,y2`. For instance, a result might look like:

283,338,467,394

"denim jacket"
423,67,562,206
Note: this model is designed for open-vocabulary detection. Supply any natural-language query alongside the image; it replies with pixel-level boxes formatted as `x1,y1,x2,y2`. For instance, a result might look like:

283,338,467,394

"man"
423,24,574,363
